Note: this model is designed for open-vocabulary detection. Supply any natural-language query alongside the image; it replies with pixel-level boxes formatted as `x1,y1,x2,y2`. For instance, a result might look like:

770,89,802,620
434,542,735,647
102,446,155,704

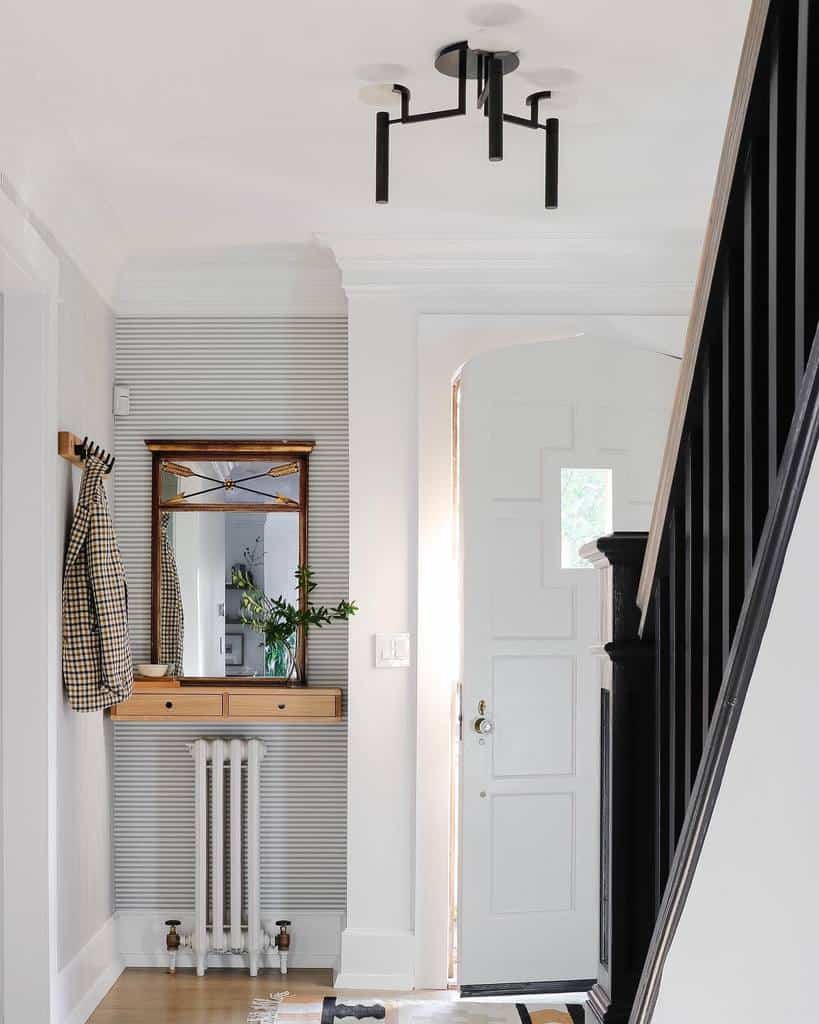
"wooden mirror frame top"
146,439,314,684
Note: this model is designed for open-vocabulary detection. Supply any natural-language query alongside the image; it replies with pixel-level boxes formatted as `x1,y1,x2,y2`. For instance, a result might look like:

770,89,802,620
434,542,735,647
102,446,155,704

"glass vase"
264,637,300,685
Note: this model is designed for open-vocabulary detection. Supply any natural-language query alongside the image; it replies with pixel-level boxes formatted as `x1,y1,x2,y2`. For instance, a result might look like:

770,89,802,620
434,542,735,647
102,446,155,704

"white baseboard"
335,928,415,991
57,915,123,1024
116,910,343,972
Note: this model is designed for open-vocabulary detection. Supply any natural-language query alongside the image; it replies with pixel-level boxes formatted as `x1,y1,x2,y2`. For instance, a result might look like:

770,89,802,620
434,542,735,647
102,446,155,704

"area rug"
248,994,583,1024
249,992,289,1024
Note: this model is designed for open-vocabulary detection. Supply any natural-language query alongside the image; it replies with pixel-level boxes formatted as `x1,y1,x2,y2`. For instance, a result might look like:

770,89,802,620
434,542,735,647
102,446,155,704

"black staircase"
585,2,819,1022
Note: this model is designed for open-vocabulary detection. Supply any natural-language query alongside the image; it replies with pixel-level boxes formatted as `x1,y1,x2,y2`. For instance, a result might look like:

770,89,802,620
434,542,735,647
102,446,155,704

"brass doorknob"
473,716,494,735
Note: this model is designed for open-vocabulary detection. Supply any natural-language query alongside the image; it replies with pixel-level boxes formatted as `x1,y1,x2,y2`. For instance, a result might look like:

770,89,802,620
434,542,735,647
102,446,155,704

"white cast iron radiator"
182,737,287,977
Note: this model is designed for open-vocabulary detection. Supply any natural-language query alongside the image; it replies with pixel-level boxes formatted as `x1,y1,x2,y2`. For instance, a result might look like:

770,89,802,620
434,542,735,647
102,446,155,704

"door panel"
491,793,574,913
493,656,575,777
491,521,575,637
458,337,677,988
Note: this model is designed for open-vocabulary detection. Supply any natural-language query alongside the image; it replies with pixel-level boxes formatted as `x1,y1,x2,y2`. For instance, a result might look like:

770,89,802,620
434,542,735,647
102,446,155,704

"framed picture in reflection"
225,633,244,667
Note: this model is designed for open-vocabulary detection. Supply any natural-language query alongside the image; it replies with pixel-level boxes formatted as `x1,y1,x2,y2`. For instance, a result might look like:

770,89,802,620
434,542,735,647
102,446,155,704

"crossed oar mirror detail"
161,458,300,508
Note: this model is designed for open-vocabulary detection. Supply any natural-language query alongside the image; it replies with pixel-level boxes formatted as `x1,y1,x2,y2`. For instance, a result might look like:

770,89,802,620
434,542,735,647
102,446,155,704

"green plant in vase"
231,565,357,685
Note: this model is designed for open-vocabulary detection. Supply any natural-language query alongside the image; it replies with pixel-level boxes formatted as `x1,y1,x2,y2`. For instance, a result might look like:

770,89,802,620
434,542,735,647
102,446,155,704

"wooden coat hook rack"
58,431,115,474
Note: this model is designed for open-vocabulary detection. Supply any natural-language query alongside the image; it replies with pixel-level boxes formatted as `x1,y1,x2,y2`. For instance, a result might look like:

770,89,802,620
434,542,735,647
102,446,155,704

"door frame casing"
0,185,60,1022
414,313,685,989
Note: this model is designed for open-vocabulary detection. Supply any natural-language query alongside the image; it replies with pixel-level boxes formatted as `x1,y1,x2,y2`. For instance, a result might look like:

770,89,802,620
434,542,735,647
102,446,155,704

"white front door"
457,337,676,989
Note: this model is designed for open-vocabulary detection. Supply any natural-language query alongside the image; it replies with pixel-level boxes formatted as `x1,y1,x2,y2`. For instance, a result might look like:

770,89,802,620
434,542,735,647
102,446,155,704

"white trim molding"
320,232,701,306
0,184,61,1022
335,929,416,991
57,916,122,1024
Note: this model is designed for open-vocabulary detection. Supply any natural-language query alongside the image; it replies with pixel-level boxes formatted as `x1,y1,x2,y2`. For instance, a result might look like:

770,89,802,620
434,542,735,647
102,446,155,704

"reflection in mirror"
161,510,300,678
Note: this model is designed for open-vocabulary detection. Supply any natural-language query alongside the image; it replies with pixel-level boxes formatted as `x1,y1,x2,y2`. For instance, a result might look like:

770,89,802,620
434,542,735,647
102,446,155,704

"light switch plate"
375,633,411,668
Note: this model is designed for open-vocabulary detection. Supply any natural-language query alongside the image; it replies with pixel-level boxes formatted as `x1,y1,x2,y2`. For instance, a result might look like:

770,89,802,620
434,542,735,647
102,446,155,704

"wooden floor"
88,968,454,1024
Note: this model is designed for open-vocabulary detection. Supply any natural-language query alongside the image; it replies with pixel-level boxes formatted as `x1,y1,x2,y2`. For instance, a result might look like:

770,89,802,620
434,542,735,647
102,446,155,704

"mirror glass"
155,454,306,679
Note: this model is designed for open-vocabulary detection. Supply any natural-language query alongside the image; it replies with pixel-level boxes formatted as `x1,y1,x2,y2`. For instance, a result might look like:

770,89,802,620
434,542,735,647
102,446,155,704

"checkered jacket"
159,513,184,675
62,454,134,711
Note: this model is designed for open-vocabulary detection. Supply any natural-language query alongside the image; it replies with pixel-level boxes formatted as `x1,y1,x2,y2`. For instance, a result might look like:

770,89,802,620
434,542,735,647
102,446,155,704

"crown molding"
319,232,702,304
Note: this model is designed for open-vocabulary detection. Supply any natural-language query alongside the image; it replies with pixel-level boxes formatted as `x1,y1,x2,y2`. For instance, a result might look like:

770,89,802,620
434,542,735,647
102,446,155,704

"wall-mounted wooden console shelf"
111,679,343,723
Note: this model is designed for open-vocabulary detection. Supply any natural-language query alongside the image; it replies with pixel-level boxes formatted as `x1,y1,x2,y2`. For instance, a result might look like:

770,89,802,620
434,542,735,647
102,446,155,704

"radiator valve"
165,920,181,974
275,920,291,975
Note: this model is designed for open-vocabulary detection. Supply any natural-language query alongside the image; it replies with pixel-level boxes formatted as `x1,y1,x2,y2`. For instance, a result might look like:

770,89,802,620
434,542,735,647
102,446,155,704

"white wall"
56,256,117,974
652,442,819,1022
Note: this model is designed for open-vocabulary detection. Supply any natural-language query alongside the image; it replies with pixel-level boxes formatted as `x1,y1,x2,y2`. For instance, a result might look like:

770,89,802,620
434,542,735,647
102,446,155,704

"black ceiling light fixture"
374,40,558,209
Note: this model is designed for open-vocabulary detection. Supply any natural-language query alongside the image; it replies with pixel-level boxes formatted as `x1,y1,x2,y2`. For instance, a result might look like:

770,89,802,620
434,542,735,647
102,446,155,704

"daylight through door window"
560,467,613,568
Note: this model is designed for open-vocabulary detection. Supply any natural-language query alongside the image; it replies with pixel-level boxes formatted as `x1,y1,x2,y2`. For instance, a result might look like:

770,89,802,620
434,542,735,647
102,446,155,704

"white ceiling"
0,0,751,296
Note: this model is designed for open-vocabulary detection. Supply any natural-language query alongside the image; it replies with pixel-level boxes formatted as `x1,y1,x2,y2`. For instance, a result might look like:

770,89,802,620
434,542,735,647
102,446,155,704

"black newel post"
580,534,656,1024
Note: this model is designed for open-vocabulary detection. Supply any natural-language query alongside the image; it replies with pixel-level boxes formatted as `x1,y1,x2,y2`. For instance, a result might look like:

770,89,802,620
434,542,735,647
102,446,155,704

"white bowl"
137,663,169,678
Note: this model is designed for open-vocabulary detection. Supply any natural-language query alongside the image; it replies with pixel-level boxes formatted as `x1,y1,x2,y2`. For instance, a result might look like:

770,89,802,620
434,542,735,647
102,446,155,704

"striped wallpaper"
113,316,349,914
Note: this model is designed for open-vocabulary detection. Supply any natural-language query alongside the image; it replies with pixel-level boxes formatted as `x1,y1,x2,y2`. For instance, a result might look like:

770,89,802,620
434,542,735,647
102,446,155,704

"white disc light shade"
358,83,402,107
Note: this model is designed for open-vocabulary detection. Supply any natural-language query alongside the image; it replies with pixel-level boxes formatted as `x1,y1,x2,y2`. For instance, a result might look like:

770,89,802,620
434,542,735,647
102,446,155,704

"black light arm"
376,111,390,204
488,56,503,162
526,90,551,125
392,42,467,124
545,118,559,209
374,42,468,204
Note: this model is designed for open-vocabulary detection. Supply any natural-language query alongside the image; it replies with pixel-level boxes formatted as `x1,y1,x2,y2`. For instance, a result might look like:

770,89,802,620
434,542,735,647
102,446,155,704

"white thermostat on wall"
375,633,411,668
113,383,131,417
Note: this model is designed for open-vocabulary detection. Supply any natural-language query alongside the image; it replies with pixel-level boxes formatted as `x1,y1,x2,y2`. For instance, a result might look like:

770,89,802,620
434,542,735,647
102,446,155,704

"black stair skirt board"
631,323,819,1024
460,981,595,998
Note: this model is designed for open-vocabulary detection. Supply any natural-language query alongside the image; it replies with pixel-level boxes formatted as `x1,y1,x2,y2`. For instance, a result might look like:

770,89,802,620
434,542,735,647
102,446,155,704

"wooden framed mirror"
147,439,314,683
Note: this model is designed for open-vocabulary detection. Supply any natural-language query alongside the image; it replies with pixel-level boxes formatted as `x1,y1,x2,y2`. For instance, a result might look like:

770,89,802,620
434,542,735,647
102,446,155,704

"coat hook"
60,432,115,474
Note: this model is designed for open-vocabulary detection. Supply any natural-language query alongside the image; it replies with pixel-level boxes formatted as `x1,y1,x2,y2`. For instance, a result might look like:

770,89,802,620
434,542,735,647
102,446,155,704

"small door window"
560,467,613,568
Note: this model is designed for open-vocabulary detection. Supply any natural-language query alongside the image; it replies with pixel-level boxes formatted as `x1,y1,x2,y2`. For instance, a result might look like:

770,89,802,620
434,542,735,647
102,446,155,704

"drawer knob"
277,703,286,710
165,701,173,709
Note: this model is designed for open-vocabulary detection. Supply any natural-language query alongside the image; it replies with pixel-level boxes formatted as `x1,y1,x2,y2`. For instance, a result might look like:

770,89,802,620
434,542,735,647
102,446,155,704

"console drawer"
226,691,339,720
113,692,224,719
